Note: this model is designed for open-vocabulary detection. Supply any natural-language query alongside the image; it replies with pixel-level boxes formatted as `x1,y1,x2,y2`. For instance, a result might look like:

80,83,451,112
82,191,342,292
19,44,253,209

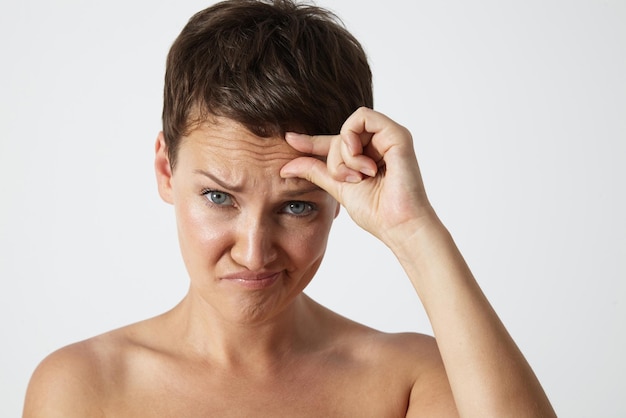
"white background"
1,0,624,416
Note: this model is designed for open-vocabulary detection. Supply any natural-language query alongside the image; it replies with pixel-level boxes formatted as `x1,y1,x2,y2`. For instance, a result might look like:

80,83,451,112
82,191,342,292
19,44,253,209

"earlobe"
154,132,174,204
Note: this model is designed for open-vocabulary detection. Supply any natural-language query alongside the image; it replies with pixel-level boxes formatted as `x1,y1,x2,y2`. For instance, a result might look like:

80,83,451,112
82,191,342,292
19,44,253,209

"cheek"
175,200,229,264
282,217,334,267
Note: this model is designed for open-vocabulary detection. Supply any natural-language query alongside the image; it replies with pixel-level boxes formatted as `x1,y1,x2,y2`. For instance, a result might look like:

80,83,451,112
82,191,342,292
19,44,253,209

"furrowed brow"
194,169,325,197
281,183,325,198
193,169,243,192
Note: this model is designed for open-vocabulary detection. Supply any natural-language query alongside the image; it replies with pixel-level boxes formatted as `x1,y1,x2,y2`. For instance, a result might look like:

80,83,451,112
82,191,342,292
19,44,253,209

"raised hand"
280,107,437,245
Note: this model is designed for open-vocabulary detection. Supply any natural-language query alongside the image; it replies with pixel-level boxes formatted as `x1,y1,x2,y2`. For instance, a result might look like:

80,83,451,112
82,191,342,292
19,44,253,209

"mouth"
220,271,281,290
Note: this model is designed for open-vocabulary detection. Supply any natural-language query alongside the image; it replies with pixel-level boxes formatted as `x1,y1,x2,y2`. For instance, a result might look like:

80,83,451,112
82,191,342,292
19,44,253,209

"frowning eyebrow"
194,169,243,192
193,169,324,197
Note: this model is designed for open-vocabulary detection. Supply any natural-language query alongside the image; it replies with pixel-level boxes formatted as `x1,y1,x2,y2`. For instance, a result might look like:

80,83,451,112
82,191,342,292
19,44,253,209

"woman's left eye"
282,201,316,216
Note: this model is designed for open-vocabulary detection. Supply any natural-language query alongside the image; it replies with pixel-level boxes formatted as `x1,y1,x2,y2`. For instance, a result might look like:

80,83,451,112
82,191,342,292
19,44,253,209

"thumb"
280,156,342,201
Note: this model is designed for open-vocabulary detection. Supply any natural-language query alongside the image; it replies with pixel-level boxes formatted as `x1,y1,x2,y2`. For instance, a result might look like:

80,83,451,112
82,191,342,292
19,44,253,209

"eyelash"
201,189,234,207
200,189,317,218
281,201,317,217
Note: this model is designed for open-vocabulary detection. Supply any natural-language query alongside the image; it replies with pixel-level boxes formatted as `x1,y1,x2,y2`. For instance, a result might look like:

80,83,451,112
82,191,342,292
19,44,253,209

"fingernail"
346,174,362,183
360,168,376,177
280,169,296,178
285,132,303,140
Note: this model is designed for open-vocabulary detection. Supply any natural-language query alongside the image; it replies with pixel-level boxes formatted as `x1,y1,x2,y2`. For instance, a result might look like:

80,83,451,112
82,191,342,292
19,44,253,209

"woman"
23,1,555,416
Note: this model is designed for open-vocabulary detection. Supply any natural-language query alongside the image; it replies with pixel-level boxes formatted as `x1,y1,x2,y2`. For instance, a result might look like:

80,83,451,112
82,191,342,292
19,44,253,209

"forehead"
176,116,315,191
180,117,301,162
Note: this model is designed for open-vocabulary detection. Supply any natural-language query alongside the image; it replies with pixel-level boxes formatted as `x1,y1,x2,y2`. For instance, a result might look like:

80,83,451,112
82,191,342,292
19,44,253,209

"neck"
164,290,321,371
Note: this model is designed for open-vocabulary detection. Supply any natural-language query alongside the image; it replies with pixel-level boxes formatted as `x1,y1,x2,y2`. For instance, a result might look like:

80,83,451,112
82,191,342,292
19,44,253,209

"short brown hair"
162,0,373,167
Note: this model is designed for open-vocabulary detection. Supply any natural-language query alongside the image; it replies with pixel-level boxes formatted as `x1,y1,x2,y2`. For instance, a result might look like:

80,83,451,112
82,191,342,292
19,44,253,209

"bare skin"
23,108,555,417
23,297,450,417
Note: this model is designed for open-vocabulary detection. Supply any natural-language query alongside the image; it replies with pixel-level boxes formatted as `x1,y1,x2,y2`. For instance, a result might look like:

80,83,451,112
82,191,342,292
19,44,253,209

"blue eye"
283,201,315,216
203,190,233,206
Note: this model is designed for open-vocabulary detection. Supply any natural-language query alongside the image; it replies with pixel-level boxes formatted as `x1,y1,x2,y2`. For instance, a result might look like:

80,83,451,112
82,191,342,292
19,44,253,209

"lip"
220,271,281,290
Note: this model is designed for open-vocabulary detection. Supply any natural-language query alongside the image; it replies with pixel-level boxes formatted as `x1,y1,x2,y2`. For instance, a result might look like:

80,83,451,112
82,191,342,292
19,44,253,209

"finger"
340,132,378,178
284,132,336,156
342,107,396,139
325,133,365,182
342,107,414,168
285,126,379,177
285,132,371,182
280,156,344,199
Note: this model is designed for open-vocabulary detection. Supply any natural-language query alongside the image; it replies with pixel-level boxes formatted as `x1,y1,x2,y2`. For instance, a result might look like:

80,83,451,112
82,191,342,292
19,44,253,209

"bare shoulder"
320,306,442,373
361,330,458,417
23,337,108,417
22,323,142,418
391,333,458,417
348,325,447,382
322,309,458,417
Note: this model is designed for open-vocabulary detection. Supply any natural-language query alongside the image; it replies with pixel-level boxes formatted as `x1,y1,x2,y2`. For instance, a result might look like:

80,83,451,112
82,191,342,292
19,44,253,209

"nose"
230,213,278,271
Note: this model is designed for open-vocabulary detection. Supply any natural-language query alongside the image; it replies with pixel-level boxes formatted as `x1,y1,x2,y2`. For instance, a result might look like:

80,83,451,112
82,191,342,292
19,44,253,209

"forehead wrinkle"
189,117,284,148
209,137,300,161
195,164,323,199
192,153,323,197
194,142,297,181
184,124,301,163
187,142,318,195
181,117,321,194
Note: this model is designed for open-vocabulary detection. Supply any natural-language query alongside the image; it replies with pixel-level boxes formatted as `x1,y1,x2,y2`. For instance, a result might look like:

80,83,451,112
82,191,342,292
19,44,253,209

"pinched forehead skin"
176,116,323,195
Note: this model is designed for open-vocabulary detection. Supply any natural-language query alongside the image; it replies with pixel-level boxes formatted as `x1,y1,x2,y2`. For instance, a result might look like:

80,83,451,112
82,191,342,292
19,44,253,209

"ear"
154,132,174,204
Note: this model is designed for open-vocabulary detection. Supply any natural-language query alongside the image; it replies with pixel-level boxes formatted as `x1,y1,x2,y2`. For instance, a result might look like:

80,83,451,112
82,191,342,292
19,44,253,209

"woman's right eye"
202,190,233,206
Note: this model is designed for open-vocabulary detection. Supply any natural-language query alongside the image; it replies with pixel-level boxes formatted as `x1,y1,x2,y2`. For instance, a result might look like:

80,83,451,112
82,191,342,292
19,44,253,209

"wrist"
381,211,460,278
380,207,446,252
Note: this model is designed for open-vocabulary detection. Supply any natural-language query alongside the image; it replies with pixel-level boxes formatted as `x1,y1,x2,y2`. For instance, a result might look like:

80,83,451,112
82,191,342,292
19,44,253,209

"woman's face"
155,117,339,325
